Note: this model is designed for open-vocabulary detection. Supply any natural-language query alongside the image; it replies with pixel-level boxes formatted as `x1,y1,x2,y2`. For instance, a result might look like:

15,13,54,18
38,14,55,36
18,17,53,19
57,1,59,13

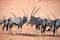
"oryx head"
21,9,28,25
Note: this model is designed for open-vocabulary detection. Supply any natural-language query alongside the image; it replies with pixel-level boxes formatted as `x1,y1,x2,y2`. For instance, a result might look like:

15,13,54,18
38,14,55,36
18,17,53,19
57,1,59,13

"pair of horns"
45,13,56,19
11,9,28,18
31,7,41,16
52,13,56,19
11,7,40,18
11,12,16,18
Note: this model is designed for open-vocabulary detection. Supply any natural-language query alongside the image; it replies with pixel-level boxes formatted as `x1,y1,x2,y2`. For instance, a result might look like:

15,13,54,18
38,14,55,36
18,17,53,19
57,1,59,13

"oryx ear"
33,7,40,16
52,13,56,19
31,6,36,16
22,9,26,16
11,12,16,18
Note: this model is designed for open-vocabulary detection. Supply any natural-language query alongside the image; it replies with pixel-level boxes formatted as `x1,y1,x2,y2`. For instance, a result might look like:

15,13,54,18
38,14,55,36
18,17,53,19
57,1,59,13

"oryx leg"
47,26,52,31
41,25,46,35
9,24,13,35
20,25,22,32
17,25,22,33
2,24,5,34
0,24,2,34
53,26,56,35
36,24,40,30
55,26,59,35
6,23,9,31
16,25,20,33
56,26,59,30
2,23,6,32
35,24,41,33
40,25,43,35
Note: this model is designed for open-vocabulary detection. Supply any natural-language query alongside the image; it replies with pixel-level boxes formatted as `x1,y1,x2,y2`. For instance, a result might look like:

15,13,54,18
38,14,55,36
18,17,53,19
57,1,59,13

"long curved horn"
52,13,56,19
31,7,36,16
33,7,40,16
11,12,16,18
22,9,26,16
26,8,28,17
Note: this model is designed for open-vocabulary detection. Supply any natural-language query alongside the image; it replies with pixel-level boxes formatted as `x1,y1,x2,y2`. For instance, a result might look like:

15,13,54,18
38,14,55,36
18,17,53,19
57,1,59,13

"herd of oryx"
0,7,60,35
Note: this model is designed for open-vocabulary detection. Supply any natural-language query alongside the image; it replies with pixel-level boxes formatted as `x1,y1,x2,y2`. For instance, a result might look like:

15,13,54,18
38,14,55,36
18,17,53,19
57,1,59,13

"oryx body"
7,10,28,34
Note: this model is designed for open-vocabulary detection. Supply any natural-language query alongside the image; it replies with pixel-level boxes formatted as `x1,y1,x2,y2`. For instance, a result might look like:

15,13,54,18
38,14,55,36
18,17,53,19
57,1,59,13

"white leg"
16,29,19,34
9,28,12,35
55,30,57,35
1,26,4,34
20,28,22,32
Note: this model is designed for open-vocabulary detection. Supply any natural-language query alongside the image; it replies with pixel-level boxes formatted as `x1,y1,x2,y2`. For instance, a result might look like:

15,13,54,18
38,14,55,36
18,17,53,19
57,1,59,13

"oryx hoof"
41,31,44,33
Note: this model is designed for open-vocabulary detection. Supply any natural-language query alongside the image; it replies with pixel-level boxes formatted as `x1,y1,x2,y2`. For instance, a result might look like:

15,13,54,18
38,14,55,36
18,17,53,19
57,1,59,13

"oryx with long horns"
27,7,41,28
40,14,55,34
27,7,47,33
7,10,28,34
51,13,60,35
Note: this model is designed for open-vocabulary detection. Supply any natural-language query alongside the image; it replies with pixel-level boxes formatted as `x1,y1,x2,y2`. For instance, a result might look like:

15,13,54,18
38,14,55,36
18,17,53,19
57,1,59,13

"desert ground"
0,0,60,40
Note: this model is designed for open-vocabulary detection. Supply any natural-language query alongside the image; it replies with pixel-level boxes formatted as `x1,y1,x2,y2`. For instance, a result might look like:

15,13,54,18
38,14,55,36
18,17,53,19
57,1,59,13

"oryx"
7,10,28,34
37,13,57,35
52,13,60,35
27,7,46,33
27,7,41,28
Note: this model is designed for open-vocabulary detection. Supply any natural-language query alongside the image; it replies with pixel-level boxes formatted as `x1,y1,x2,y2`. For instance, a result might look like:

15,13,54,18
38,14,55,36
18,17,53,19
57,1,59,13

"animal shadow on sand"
1,32,60,37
